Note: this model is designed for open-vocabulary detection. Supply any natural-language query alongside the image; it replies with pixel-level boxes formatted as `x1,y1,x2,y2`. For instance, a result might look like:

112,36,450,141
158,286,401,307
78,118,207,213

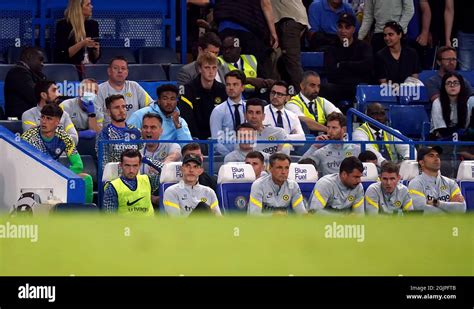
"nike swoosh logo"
127,197,145,206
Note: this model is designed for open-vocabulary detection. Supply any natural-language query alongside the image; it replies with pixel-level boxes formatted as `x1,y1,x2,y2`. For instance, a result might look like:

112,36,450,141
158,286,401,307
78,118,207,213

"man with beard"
425,46,473,102
128,84,192,141
301,112,360,177
408,146,466,213
285,71,341,135
365,161,413,215
309,156,365,215
96,94,141,168
352,103,413,166
5,47,46,119
22,80,78,145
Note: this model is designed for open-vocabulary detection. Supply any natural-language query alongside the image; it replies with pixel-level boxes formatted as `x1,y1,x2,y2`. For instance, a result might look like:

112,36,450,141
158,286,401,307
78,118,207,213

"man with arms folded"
365,161,413,214
408,146,466,213
302,112,360,177
309,156,365,215
248,153,307,216
163,154,222,217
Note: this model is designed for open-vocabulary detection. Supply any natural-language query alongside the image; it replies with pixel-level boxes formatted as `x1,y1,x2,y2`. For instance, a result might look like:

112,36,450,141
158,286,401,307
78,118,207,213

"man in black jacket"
319,13,373,113
5,47,46,119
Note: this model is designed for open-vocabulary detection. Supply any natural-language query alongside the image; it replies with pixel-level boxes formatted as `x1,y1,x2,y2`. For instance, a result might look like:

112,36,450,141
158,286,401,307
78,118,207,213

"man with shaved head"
352,102,414,165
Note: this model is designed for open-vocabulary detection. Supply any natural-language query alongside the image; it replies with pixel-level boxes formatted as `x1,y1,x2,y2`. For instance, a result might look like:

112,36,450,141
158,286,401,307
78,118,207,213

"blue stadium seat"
361,162,378,191
355,85,398,112
389,105,430,140
59,155,97,189
158,162,183,214
138,47,179,64
216,163,255,213
83,64,109,82
43,64,80,81
168,63,183,81
456,160,474,211
53,203,99,212
97,47,137,64
288,163,318,206
0,64,14,81
418,70,437,84
0,81,4,111
77,136,98,158
128,64,167,81
6,46,49,64
138,81,177,100
301,52,324,71
459,71,474,87
0,120,22,134
0,1,36,58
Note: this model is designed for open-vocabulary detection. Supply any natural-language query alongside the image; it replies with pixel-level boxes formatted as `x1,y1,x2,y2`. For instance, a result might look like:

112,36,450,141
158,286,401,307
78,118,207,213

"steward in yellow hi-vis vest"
218,55,257,90
111,175,154,217
286,94,326,124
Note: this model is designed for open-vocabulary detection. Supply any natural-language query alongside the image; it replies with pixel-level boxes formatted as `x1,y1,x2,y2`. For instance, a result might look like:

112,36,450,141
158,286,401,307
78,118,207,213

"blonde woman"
55,0,100,65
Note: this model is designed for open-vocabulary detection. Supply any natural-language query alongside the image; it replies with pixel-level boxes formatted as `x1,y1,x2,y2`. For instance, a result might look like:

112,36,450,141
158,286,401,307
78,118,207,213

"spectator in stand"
406,0,432,69
425,47,473,102
430,72,474,140
178,52,227,141
4,47,46,119
271,0,308,91
307,0,356,50
177,32,229,86
213,0,279,78
358,0,414,55
96,56,152,125
60,78,103,138
55,0,100,65
428,0,454,47
375,21,421,84
455,0,474,71
320,13,373,113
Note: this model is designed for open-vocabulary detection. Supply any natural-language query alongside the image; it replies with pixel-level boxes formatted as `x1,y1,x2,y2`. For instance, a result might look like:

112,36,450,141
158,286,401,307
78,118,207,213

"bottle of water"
82,47,90,64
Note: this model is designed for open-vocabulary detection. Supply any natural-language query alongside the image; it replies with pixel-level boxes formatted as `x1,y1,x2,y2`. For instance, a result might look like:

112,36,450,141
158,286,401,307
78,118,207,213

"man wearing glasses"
263,80,305,141
425,46,473,102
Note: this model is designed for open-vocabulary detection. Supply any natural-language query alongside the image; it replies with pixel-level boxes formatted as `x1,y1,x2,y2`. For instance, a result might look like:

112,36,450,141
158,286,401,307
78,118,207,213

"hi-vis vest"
286,94,326,124
218,55,257,90
356,122,396,161
111,175,154,217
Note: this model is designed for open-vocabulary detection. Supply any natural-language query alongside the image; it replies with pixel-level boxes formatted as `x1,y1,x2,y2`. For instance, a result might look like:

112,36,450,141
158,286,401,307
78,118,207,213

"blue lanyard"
226,99,245,129
269,107,292,132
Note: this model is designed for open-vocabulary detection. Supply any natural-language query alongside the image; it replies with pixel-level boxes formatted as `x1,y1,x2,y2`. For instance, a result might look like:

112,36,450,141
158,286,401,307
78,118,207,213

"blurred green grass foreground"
0,214,472,276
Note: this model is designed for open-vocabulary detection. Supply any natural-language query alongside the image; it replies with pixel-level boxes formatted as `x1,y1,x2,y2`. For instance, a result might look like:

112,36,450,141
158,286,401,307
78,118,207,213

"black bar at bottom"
0,276,471,306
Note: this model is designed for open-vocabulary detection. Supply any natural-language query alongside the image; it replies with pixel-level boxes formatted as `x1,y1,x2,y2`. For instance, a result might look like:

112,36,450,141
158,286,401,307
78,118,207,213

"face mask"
82,91,97,103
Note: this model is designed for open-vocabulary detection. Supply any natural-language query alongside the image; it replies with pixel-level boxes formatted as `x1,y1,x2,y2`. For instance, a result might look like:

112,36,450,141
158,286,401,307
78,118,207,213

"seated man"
263,81,305,141
245,98,291,156
248,153,307,216
163,154,222,217
103,149,159,216
320,13,373,113
21,104,93,203
302,112,360,177
210,70,247,155
224,123,269,164
60,78,103,138
307,0,356,50
22,80,78,145
425,46,473,102
352,103,413,166
177,32,229,86
140,113,181,175
96,56,152,125
245,151,268,179
182,143,217,192
128,84,192,141
286,71,341,134
365,161,413,215
408,146,466,213
96,94,142,168
178,52,227,141
309,156,365,215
